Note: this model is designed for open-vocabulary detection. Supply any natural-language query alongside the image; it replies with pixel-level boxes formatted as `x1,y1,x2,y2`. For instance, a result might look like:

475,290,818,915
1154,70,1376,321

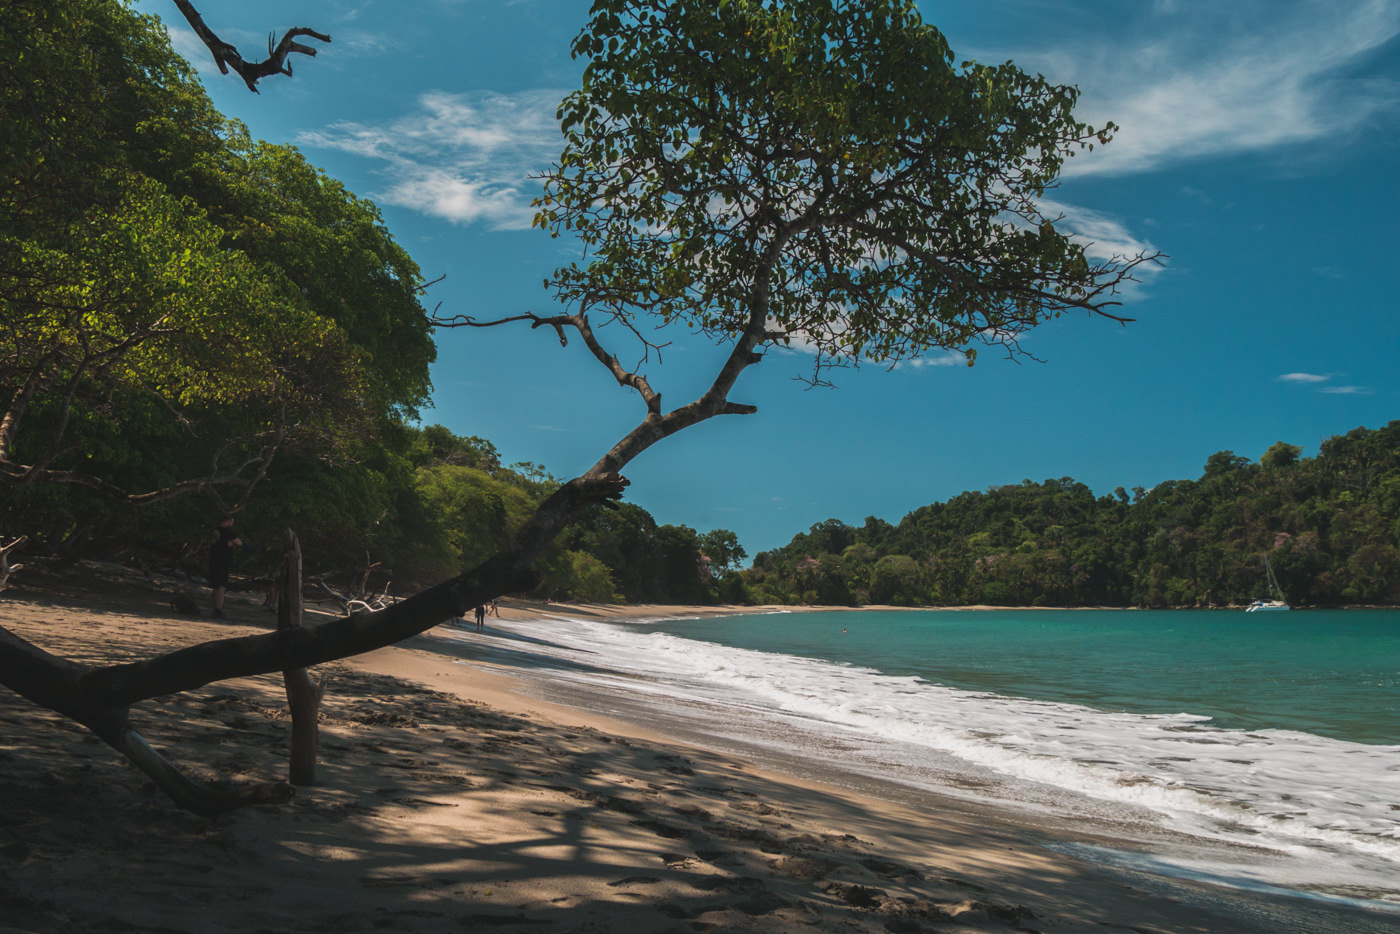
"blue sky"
149,0,1400,558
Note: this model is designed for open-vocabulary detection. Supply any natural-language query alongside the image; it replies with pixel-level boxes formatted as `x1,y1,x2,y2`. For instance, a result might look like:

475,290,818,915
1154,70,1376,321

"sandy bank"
1,570,1390,932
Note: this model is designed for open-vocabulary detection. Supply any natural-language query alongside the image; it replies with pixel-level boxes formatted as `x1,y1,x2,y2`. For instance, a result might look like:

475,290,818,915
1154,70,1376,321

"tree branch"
0,436,282,507
170,0,330,92
429,310,573,347
0,472,628,734
0,536,27,592
567,211,823,478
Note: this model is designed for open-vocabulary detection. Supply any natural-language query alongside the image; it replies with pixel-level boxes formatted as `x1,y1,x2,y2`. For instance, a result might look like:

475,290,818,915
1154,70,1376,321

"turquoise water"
646,609,1400,745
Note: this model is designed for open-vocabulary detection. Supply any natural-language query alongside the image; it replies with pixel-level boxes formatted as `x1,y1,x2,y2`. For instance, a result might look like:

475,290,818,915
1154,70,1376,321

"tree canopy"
537,0,1158,389
0,0,434,514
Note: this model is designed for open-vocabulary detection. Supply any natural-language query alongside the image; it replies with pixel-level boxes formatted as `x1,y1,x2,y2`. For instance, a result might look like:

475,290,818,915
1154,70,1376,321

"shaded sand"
1,565,1390,933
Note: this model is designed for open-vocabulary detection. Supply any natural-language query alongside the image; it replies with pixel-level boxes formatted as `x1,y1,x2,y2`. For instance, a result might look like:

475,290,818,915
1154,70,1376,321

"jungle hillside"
738,424,1400,609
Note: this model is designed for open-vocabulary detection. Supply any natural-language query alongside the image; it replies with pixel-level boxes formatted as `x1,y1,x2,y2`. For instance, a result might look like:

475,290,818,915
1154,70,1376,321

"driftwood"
314,576,395,616
0,535,25,592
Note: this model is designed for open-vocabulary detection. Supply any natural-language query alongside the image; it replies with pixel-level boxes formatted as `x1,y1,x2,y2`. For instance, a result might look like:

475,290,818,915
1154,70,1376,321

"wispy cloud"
326,30,404,57
298,89,566,228
898,351,970,369
1278,372,1372,394
1037,199,1159,263
1012,0,1400,177
1177,186,1213,206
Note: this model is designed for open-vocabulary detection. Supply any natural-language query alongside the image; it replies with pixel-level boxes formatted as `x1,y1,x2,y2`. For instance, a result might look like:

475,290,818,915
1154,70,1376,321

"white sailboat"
1245,554,1291,612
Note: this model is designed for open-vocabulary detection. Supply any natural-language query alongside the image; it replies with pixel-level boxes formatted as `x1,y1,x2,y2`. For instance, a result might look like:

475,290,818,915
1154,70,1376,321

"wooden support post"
278,529,324,785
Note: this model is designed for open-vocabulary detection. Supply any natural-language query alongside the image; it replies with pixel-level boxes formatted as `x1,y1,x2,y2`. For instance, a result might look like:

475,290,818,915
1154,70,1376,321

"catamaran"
1245,554,1290,612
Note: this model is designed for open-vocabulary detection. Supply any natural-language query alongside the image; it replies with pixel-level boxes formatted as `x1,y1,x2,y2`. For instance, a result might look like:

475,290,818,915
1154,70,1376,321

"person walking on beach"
473,604,486,632
208,516,243,619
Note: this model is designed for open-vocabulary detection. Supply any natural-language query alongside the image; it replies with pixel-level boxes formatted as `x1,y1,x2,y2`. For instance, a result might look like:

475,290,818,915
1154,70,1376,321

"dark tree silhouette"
171,0,330,92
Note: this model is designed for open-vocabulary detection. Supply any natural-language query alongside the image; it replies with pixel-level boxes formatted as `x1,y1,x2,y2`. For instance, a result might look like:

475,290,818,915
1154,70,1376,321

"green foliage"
193,133,435,418
1,0,432,515
869,555,927,606
0,413,740,605
536,0,1152,378
413,465,534,574
536,549,623,604
743,422,1400,607
1261,441,1303,470
699,528,747,573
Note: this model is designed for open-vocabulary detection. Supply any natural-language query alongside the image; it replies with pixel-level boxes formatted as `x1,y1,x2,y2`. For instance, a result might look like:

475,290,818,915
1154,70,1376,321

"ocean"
439,607,1400,913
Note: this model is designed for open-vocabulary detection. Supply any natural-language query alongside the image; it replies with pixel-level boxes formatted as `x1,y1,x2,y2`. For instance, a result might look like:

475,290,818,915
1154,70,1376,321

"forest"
738,423,1400,608
0,0,739,606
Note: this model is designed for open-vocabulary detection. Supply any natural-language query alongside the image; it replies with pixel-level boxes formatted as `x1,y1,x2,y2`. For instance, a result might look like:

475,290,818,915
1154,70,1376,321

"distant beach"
2,566,1396,933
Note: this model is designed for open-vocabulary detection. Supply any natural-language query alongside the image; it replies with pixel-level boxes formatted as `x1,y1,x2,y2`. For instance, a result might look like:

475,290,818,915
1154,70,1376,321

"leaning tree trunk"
0,473,628,814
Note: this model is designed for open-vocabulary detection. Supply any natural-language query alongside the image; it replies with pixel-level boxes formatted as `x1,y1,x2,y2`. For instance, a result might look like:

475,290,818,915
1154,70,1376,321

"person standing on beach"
473,604,486,632
208,517,243,619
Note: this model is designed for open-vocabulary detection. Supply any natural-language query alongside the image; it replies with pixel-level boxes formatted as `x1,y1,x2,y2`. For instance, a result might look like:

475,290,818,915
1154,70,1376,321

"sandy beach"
1,564,1393,933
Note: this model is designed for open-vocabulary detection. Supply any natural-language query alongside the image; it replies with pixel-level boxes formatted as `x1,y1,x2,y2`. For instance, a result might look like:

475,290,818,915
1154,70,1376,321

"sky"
147,0,1400,559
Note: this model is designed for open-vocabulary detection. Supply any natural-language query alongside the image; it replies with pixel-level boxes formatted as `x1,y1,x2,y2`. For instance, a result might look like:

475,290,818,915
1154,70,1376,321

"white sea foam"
456,613,1400,903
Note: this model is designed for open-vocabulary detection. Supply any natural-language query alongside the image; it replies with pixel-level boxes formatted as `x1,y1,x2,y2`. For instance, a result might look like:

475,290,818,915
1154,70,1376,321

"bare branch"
0,435,281,507
0,536,27,592
415,273,448,293
568,308,664,415
170,0,330,92
429,310,574,348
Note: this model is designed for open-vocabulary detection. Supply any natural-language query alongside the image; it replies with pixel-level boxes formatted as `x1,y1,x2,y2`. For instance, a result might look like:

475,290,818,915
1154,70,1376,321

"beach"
1,565,1394,933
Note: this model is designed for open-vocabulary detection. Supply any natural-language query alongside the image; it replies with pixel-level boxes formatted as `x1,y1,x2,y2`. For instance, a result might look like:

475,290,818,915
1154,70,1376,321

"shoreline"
512,599,1400,617
418,599,1400,921
2,574,1396,932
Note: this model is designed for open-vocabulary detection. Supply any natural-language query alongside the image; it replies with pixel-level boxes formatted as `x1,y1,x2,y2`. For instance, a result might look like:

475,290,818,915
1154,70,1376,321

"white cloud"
298,89,567,228
1277,372,1373,394
1011,0,1400,176
1037,199,1159,263
899,351,971,369
328,30,403,57
377,165,534,229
